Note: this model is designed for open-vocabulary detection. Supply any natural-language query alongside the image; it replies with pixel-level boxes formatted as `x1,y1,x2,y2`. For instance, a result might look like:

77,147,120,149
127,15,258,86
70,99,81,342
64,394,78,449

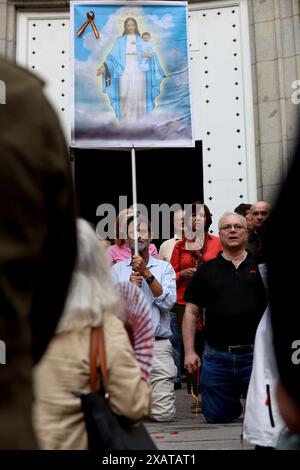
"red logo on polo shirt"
249,269,257,274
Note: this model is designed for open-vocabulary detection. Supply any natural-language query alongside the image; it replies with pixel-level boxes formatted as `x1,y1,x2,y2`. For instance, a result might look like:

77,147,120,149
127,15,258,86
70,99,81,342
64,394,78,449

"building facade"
1,0,299,224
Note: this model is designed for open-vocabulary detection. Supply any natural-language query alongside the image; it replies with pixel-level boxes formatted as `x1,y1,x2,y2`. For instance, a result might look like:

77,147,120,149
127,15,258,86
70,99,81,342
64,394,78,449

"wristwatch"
145,275,155,285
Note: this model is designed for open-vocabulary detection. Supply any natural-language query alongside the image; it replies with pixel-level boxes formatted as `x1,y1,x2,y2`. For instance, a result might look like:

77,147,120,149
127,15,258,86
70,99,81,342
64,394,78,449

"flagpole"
131,145,138,256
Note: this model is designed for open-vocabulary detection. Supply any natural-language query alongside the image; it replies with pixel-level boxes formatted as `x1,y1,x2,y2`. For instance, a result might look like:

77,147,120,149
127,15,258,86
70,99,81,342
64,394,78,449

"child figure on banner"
140,32,153,72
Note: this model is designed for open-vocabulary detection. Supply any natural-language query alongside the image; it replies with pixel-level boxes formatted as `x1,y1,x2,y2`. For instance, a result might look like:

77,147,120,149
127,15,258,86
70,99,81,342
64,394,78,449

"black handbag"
75,327,156,452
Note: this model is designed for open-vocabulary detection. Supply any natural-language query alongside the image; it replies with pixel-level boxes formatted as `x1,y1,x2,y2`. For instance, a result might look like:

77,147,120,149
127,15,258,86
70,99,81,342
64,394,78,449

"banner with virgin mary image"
70,1,194,148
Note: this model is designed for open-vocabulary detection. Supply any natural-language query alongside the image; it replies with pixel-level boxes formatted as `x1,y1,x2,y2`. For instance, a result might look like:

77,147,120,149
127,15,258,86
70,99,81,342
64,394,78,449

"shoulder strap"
90,327,109,395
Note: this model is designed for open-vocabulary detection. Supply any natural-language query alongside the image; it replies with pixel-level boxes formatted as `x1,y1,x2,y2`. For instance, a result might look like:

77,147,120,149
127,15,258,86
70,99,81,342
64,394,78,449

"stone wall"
249,0,300,201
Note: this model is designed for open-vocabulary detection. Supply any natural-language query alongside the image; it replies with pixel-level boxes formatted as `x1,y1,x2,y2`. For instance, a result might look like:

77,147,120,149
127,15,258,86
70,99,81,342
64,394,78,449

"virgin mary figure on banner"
96,17,165,122
71,1,194,148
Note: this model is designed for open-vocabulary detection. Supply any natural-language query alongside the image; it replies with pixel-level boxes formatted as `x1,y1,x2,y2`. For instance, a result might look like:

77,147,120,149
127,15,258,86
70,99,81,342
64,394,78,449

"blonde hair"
56,219,120,333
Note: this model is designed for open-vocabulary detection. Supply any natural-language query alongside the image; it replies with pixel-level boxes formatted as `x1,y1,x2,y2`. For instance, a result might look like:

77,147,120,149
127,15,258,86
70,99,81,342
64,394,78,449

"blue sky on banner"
73,3,191,134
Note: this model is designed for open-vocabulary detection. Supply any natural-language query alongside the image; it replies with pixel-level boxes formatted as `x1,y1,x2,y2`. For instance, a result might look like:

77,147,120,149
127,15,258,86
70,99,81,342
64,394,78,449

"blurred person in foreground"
243,263,284,450
266,140,300,450
0,59,76,449
33,219,151,449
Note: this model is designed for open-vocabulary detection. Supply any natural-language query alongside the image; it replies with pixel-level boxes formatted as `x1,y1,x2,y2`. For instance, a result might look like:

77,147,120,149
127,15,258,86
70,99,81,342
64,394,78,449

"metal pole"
131,145,138,256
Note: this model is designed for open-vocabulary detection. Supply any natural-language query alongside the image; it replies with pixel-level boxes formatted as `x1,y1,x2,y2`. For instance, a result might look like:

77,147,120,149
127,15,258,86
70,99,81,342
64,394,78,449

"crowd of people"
0,57,299,452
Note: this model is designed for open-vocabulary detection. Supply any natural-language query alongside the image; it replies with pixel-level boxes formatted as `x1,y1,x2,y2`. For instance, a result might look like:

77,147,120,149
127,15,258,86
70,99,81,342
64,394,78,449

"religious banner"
70,1,194,148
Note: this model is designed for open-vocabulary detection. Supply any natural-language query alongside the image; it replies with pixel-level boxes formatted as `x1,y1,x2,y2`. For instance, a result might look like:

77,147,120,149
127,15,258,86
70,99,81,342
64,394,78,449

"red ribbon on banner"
76,11,100,39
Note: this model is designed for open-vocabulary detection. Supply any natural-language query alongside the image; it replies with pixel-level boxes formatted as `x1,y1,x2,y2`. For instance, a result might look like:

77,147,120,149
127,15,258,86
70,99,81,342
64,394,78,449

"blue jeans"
170,312,182,384
201,343,253,423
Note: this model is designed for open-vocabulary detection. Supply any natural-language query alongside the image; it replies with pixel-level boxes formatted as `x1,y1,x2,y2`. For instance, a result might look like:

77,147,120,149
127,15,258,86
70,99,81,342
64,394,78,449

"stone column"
1,0,70,60
249,0,300,202
0,0,9,59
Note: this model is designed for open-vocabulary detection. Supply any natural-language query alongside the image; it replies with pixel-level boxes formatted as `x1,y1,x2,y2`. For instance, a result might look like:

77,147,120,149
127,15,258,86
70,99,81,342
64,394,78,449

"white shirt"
112,255,176,338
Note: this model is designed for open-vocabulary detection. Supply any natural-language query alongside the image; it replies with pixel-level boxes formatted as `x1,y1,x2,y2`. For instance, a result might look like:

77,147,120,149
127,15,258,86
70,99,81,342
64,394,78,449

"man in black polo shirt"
183,212,267,423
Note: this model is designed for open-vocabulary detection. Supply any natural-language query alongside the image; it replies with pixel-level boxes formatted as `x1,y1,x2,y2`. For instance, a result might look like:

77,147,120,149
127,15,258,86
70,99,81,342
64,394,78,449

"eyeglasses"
219,224,246,231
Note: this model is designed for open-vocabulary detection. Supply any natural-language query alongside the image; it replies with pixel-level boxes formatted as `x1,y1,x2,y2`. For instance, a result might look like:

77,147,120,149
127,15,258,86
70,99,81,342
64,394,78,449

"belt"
155,337,167,341
215,344,254,354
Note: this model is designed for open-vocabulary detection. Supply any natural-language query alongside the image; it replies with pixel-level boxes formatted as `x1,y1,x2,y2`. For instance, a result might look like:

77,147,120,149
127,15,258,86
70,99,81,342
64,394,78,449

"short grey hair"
218,211,247,230
56,219,120,333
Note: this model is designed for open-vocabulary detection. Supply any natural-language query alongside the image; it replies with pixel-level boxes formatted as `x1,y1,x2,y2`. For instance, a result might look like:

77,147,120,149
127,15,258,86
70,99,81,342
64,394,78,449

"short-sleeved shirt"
184,252,267,348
